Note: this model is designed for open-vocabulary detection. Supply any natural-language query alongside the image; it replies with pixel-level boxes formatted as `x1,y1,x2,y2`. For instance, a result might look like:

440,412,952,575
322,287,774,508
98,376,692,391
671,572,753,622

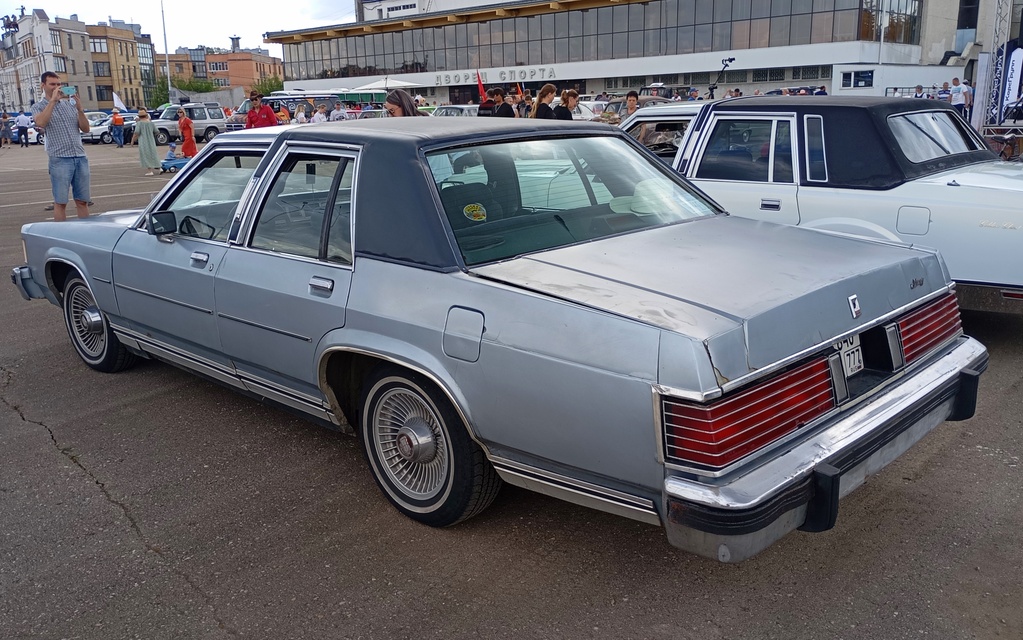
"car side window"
695,119,774,182
157,150,264,241
250,153,344,260
326,161,354,265
772,121,794,183
188,108,207,120
804,115,828,182
625,120,690,161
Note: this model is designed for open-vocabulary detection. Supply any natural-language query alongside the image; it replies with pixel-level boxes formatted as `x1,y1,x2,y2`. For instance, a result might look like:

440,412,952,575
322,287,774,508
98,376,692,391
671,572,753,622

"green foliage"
151,76,169,107
251,75,284,97
175,76,218,93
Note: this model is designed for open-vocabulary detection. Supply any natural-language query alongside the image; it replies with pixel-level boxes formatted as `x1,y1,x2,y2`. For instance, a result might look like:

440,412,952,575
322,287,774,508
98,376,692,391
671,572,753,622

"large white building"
267,0,1015,116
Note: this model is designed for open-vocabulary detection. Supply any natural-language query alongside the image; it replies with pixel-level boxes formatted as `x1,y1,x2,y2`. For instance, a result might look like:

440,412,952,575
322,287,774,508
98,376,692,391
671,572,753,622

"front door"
685,116,801,226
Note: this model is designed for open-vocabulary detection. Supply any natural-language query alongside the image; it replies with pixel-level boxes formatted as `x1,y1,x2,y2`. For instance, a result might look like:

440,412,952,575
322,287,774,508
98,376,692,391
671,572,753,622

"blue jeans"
111,124,124,147
49,156,91,204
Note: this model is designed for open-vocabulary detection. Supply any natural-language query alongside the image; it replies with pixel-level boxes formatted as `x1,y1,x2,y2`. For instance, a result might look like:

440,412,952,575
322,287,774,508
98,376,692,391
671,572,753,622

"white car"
622,96,1023,315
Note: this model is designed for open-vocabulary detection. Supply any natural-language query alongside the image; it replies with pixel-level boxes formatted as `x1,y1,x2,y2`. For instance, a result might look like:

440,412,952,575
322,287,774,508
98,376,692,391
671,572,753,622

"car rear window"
426,136,717,266
889,111,980,163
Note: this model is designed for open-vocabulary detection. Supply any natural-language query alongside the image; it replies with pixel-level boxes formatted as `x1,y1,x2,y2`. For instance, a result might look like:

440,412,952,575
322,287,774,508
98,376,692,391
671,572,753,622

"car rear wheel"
360,365,500,527
155,130,169,145
203,128,218,142
62,277,136,373
100,132,112,144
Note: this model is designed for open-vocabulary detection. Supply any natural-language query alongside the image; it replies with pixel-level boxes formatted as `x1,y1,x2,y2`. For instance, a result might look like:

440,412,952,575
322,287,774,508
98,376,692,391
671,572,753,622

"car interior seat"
439,182,504,230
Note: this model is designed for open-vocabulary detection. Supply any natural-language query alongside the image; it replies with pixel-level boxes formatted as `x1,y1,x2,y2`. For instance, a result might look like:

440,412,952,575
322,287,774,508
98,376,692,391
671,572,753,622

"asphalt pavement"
1,140,1020,639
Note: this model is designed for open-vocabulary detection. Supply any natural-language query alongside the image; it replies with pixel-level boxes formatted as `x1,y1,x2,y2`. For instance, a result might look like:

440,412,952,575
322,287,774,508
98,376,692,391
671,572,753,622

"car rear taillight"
897,293,962,364
662,358,836,470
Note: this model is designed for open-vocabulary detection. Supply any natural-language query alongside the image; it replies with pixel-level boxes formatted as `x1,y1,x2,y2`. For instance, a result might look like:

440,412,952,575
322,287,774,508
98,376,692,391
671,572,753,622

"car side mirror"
147,210,177,235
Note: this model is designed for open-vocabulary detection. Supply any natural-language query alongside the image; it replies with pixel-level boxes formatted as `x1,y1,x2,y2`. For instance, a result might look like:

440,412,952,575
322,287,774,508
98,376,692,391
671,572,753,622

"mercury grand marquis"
12,118,987,562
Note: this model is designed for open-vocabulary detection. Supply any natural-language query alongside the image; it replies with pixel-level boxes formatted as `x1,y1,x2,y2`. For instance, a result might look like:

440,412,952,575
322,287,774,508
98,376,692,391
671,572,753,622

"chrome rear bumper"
662,336,988,562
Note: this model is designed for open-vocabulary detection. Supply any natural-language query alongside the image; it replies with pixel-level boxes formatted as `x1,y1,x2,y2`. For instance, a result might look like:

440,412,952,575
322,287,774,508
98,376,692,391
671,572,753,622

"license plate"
834,334,864,378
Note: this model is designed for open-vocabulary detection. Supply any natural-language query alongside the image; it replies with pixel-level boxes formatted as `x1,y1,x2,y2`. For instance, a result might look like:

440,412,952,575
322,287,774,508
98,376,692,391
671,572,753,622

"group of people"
0,110,35,147
910,78,974,118
474,84,580,120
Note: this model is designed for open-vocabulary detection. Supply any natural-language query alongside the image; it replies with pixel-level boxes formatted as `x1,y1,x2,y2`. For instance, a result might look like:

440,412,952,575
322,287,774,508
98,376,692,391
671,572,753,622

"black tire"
100,132,113,144
155,130,169,145
360,365,500,527
34,131,44,145
62,277,136,373
203,128,218,142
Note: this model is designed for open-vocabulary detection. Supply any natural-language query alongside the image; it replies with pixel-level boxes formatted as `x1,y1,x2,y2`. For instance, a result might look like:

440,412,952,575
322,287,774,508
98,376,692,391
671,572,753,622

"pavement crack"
0,363,240,637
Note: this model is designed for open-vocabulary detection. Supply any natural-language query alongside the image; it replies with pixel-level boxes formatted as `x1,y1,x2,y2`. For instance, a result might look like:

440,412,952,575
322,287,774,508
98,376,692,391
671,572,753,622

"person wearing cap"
110,108,125,147
687,88,699,101
330,101,347,121
165,142,177,161
245,92,278,129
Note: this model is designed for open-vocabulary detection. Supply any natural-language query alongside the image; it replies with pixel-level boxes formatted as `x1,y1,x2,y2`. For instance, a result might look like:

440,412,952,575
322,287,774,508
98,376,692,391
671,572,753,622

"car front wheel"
62,277,136,373
360,366,500,527
100,132,112,144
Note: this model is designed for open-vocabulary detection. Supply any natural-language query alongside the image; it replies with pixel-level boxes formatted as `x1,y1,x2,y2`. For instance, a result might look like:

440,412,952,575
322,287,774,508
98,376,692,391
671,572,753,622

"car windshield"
426,135,717,266
888,110,982,163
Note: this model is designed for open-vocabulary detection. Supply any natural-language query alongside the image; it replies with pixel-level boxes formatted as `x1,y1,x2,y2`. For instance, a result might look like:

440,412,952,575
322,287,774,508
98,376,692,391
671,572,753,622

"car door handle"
190,251,209,265
760,199,782,211
309,276,334,293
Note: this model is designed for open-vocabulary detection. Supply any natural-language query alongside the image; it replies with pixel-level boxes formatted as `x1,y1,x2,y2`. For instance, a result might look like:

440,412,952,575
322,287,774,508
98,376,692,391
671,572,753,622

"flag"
112,91,128,110
476,70,486,100
517,82,524,96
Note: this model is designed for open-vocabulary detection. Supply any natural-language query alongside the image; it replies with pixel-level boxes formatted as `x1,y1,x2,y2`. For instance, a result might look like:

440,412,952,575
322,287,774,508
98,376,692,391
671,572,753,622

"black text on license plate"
834,335,864,378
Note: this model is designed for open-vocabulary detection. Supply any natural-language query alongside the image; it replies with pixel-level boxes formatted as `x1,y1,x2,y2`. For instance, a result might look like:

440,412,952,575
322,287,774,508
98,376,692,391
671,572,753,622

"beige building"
86,23,144,109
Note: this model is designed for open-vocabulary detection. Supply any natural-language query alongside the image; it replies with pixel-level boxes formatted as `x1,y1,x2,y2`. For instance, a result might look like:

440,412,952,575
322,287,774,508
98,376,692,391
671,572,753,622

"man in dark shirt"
492,87,515,117
476,89,497,117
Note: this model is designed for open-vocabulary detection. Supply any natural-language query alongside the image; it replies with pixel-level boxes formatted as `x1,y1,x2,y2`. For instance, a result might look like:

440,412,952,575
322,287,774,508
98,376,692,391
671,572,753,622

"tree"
151,76,169,108
251,75,284,97
176,77,218,93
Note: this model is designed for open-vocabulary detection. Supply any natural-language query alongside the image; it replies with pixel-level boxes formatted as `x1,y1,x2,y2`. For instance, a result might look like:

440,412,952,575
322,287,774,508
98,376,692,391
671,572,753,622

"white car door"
682,115,800,226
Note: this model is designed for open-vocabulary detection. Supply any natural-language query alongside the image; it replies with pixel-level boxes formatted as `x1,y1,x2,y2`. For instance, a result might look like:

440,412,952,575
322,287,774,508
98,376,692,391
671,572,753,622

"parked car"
620,101,705,161
11,122,43,145
152,102,227,145
85,111,110,125
82,113,139,144
432,104,479,117
598,95,672,124
12,119,987,562
661,96,1023,314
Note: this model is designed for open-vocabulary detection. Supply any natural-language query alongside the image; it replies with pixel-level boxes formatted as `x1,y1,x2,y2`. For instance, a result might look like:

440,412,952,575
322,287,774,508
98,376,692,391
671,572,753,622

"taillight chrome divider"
827,353,849,404
886,324,906,371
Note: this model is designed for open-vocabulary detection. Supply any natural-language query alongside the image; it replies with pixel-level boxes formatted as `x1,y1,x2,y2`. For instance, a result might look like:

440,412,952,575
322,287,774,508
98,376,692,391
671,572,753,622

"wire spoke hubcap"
374,387,449,501
69,287,106,358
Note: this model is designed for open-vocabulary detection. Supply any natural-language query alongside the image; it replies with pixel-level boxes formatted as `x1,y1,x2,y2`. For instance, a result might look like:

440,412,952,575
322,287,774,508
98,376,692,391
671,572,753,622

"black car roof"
274,118,626,269
696,96,996,188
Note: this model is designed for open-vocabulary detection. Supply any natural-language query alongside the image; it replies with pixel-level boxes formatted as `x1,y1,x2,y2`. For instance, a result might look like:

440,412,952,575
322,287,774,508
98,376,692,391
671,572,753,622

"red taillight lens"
897,293,962,364
662,358,836,469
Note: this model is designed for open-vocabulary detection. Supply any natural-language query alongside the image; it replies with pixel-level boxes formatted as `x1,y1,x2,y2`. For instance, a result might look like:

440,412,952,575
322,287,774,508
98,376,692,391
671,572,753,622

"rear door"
214,144,356,410
681,115,801,225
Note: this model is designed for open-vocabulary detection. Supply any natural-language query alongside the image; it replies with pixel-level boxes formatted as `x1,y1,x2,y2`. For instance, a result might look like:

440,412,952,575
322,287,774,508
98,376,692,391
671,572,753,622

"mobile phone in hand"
60,86,77,96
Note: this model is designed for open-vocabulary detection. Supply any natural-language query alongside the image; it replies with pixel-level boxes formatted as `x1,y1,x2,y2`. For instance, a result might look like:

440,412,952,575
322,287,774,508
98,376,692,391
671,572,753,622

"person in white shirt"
329,102,347,121
949,77,969,117
310,104,329,123
15,110,32,147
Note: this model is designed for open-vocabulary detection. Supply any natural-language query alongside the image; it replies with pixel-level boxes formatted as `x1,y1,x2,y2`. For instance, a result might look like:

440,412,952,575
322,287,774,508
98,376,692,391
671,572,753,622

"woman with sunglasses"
384,89,428,117
176,108,198,158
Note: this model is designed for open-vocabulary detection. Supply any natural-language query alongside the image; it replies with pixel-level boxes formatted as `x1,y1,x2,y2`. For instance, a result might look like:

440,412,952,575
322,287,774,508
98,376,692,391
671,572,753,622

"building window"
96,85,114,101
90,38,108,53
67,33,73,50
769,68,786,81
93,62,111,77
725,69,748,82
70,59,76,75
88,86,93,100
841,70,874,87
54,57,67,73
51,31,63,54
